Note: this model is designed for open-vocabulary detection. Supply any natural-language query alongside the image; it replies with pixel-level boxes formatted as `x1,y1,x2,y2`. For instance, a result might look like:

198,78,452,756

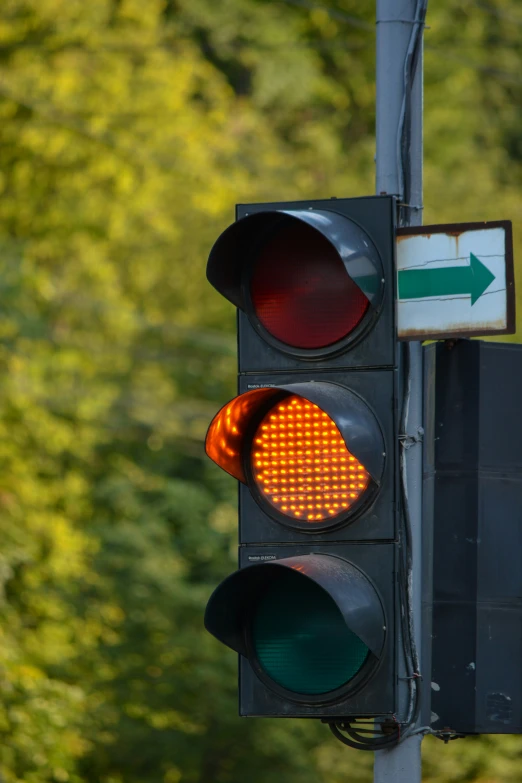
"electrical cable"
329,5,426,750
396,2,426,729
329,720,400,751
395,6,426,737
396,0,427,226
387,0,427,731
328,343,422,750
396,342,422,740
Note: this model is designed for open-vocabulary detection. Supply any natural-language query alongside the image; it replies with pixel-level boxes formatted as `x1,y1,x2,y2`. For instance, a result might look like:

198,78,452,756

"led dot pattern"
250,221,370,349
251,394,371,523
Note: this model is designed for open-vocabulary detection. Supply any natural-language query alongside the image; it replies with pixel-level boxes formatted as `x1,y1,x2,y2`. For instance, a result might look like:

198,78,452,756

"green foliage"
0,0,520,781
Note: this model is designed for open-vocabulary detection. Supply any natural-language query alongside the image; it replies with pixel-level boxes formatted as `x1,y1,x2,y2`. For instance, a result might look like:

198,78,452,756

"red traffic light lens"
250,222,369,349
251,395,371,523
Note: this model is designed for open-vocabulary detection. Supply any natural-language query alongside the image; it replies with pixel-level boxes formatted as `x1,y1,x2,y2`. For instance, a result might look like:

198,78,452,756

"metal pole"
374,1,424,781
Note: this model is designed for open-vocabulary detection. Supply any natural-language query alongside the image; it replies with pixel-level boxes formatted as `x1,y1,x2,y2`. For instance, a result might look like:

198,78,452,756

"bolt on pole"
375,1,425,782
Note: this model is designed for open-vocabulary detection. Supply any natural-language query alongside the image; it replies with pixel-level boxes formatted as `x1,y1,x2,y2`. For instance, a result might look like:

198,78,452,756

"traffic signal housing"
204,196,400,720
206,547,395,715
206,381,386,535
207,197,397,371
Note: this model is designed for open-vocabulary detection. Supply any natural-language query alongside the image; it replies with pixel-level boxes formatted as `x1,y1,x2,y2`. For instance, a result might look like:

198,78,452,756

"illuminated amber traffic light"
252,396,370,523
205,381,384,532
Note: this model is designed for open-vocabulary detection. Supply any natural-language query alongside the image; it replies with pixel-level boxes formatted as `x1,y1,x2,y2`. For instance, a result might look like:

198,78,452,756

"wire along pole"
374,1,427,781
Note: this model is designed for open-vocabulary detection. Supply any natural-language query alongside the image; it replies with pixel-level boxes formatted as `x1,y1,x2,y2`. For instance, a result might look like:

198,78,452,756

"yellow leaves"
48,66,81,105
124,703,204,734
310,7,338,38
30,513,92,578
24,619,80,666
9,664,45,683
100,603,125,625
116,0,165,30
208,503,236,534
147,433,164,452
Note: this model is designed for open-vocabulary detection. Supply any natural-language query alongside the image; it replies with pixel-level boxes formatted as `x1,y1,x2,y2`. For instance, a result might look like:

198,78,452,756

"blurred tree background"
0,0,520,781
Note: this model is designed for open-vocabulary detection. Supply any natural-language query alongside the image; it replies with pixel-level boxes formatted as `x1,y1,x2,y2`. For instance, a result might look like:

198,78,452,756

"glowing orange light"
250,394,371,523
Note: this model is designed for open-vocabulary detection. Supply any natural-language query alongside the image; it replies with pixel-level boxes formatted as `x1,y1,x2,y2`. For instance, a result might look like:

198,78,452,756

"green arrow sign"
398,253,495,306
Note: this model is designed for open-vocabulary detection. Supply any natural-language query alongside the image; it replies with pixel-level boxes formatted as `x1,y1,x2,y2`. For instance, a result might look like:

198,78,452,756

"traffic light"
207,198,396,370
204,197,402,727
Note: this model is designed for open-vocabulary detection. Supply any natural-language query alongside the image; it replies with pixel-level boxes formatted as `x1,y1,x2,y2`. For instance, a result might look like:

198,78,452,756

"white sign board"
396,221,514,340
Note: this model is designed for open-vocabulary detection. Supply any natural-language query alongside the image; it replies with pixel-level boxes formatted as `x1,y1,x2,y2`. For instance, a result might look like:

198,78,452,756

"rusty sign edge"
396,220,515,341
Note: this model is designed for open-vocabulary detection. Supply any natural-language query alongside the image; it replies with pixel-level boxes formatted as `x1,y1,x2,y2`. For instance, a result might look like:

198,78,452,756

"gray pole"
374,1,425,782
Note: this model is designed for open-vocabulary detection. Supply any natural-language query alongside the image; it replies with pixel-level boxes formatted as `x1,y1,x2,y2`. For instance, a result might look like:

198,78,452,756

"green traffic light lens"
251,568,369,695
